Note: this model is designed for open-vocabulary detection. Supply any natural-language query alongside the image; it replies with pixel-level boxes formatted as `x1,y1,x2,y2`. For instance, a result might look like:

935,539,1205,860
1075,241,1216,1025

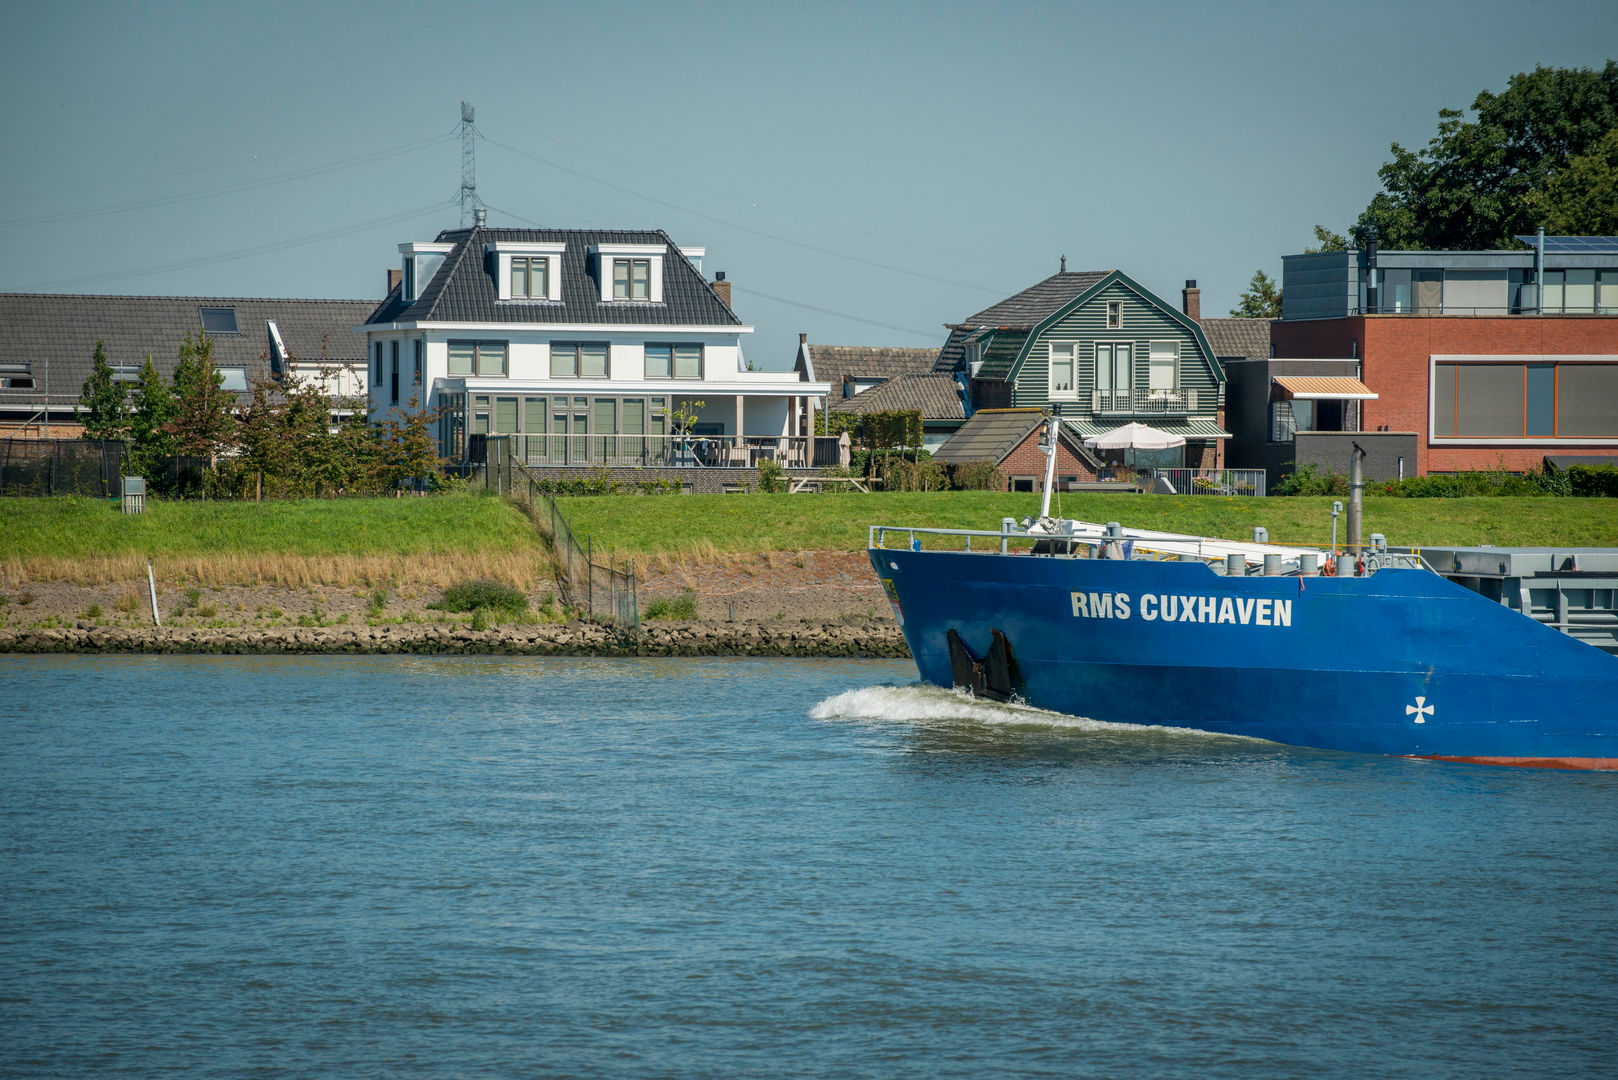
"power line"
0,132,457,230
478,133,1006,297
21,199,455,292
480,202,945,341
730,285,941,340
477,114,983,272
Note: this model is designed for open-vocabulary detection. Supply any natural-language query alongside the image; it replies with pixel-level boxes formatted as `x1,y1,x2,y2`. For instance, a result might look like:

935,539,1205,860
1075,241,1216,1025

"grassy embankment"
1,493,546,587
558,490,1618,562
4,491,1616,586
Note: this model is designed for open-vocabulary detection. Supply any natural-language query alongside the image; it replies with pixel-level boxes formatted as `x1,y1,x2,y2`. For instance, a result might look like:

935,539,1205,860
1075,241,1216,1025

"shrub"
437,579,528,615
1568,464,1618,498
115,590,139,613
756,458,786,493
85,604,104,619
645,590,698,620
470,608,491,631
1274,463,1349,496
949,461,1005,491
367,587,387,618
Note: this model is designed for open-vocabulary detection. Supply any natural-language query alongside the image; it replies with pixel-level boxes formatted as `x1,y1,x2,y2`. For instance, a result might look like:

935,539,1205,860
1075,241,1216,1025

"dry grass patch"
2,550,548,591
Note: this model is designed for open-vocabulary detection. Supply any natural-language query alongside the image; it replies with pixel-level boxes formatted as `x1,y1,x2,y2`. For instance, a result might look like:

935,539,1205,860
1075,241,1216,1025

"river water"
3,655,1616,1078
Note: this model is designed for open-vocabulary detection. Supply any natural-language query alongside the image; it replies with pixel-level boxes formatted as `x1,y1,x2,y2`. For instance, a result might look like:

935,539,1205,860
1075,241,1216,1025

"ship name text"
1070,591,1293,627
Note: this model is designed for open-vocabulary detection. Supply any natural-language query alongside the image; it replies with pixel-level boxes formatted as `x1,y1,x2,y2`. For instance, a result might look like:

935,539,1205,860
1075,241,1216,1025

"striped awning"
1064,418,1230,440
1273,376,1378,400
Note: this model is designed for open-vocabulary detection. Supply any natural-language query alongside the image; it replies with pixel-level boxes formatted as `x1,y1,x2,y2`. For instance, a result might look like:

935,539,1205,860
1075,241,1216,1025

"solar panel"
1515,235,1618,254
198,306,240,334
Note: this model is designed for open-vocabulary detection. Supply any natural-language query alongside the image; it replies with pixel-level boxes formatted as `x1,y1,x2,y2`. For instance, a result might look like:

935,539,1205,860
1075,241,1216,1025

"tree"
1526,127,1618,235
1231,270,1282,319
126,356,175,479
374,390,444,491
1304,225,1348,253
166,331,235,462
1351,62,1618,249
77,340,129,441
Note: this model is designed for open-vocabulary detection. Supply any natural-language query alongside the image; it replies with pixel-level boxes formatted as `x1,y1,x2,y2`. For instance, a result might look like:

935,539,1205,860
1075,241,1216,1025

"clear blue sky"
2,1,1613,368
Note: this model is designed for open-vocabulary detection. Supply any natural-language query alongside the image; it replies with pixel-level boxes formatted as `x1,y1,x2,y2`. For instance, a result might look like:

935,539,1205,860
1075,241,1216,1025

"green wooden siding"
1008,282,1218,412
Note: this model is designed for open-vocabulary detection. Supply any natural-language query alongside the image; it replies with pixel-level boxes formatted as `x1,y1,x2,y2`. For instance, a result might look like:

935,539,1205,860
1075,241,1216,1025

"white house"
360,222,830,468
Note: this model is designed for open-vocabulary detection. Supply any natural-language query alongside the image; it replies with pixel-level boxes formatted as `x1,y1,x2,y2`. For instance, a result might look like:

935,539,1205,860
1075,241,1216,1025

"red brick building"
1275,242,1618,475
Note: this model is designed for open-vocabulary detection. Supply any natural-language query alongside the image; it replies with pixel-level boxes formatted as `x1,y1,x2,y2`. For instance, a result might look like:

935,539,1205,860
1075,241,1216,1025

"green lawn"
4,491,1614,569
557,490,1618,554
1,493,543,562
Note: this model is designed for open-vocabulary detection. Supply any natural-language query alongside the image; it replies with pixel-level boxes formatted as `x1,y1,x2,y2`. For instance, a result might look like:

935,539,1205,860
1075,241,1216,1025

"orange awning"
1273,376,1378,401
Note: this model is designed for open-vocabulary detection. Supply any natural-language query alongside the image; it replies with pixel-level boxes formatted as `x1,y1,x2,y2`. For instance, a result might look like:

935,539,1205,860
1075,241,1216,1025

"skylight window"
217,366,249,392
199,306,240,334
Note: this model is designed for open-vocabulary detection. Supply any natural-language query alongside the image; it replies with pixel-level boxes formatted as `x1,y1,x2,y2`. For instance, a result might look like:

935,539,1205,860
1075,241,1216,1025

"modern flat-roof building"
1269,236,1618,475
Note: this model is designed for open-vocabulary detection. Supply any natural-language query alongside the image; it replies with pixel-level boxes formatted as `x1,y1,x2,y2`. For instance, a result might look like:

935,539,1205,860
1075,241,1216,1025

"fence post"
587,535,594,618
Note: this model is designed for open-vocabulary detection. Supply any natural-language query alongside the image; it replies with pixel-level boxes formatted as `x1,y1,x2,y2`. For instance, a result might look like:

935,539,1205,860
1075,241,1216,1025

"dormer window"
511,257,549,300
399,242,453,303
613,258,651,300
593,243,664,303
487,240,564,302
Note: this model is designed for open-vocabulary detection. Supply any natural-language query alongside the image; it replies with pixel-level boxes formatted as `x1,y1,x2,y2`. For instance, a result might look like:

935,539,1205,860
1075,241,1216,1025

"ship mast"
1038,410,1061,520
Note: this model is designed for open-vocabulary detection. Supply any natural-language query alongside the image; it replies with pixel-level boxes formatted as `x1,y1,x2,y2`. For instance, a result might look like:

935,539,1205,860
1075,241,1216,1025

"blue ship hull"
869,546,1618,768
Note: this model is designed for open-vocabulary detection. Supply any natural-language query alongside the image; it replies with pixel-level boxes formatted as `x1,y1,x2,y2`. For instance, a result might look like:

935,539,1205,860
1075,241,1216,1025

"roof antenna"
1060,255,1067,273
459,101,484,225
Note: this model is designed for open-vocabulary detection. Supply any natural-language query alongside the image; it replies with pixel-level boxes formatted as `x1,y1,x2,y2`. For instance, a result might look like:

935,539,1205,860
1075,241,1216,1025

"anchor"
946,628,1022,702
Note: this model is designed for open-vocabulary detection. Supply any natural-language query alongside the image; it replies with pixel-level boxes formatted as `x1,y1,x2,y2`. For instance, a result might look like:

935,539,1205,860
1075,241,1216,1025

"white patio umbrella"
1081,422,1185,472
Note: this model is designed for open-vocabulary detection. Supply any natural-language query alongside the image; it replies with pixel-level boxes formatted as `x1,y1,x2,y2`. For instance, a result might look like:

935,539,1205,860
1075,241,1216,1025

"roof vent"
473,207,486,226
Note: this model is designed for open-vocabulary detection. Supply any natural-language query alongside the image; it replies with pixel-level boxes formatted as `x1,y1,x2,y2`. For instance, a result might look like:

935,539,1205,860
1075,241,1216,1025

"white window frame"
487,241,565,302
1106,300,1123,330
1095,341,1133,391
398,242,453,303
1047,341,1078,397
593,242,664,303
1148,340,1180,393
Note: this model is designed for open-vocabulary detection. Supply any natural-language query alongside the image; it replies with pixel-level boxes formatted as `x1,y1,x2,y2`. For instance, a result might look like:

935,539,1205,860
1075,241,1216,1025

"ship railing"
870,525,1099,556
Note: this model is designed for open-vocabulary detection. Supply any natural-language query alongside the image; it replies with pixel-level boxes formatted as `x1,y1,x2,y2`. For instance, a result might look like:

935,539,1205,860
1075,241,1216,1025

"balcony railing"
1091,388,1196,415
1150,468,1266,497
481,433,845,469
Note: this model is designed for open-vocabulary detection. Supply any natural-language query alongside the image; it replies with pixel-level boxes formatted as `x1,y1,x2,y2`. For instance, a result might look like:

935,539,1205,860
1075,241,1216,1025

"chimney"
712,270,731,309
473,207,486,227
388,268,403,296
1181,279,1200,321
799,332,807,345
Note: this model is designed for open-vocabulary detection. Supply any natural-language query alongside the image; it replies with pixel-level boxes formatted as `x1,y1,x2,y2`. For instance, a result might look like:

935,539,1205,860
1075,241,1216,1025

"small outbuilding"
932,407,1101,491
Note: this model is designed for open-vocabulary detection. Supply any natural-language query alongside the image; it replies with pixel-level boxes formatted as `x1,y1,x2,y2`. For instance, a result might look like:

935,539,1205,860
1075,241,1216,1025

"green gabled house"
934,268,1230,471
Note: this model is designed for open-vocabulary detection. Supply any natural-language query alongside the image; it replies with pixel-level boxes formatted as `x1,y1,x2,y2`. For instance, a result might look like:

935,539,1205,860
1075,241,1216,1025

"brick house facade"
1271,316,1618,475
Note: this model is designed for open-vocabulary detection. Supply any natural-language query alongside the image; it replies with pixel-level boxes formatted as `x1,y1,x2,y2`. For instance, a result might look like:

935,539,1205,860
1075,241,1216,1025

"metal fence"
0,438,123,497
476,432,844,470
1149,468,1267,497
478,443,640,634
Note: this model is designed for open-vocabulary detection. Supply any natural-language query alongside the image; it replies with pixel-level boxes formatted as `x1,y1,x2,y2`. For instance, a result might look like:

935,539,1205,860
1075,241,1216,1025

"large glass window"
613,258,651,300
1148,342,1178,391
644,343,702,379
1048,343,1075,394
449,341,507,377
1095,343,1132,390
1435,362,1618,437
1557,365,1618,435
551,342,610,378
510,256,549,300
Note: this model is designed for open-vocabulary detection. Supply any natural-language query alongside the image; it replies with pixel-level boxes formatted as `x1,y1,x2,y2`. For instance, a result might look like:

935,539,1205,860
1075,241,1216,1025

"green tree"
374,390,444,491
167,331,235,462
1526,127,1618,235
1351,62,1618,248
1304,225,1348,253
1230,269,1283,319
77,340,129,441
126,356,175,478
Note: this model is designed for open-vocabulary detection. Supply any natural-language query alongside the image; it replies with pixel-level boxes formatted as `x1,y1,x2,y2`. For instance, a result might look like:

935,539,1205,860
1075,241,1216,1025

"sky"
2,1,1614,369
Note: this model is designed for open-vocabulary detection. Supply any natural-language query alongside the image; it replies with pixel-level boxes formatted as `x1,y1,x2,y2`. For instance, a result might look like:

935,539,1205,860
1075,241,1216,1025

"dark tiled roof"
368,226,740,327
839,374,964,419
808,344,940,408
931,407,1095,468
0,293,374,405
1199,317,1273,360
960,271,1110,329
934,272,1110,372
